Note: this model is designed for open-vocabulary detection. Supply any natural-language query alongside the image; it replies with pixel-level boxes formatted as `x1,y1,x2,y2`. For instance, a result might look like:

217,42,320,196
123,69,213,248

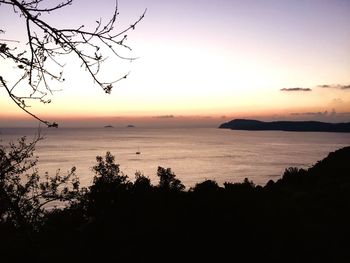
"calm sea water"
1,127,350,187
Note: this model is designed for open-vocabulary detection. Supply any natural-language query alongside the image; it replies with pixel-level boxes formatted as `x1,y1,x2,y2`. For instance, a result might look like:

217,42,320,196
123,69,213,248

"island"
127,124,135,128
219,119,350,132
104,125,114,128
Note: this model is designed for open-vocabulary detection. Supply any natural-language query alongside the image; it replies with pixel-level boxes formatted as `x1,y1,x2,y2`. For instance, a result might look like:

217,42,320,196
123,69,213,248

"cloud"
317,84,331,88
153,115,175,119
317,84,350,90
280,87,312,92
331,98,344,104
291,108,337,117
290,111,329,116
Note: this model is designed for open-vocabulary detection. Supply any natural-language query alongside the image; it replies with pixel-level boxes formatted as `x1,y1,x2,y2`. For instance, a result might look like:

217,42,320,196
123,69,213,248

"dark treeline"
1,138,350,262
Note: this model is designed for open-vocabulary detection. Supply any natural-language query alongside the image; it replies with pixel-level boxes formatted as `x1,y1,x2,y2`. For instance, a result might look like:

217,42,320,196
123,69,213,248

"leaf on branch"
48,122,58,128
0,43,8,52
103,84,113,94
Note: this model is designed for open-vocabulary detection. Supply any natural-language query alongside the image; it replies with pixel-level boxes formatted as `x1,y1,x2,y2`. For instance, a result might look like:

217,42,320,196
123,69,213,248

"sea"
1,127,350,188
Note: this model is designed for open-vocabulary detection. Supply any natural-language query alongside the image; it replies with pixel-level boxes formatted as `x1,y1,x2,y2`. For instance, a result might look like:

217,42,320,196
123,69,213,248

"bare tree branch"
0,0,146,126
0,76,58,127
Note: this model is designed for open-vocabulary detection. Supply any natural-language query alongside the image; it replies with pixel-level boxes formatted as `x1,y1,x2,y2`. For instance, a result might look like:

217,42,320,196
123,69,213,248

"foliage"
1,145,350,261
92,151,127,185
0,135,80,229
157,166,185,191
191,179,220,193
133,171,152,192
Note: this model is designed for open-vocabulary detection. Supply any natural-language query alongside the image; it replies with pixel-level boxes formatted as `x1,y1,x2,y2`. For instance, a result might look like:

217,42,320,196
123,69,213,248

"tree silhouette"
157,166,185,191
0,135,80,230
133,171,152,192
85,151,131,214
0,0,146,126
192,179,220,193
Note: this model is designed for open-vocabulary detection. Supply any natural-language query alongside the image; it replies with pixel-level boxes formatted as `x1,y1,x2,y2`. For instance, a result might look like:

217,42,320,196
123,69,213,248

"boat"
136,147,141,155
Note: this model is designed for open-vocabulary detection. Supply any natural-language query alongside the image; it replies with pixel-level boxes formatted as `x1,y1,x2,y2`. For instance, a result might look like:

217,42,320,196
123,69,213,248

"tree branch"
0,0,145,126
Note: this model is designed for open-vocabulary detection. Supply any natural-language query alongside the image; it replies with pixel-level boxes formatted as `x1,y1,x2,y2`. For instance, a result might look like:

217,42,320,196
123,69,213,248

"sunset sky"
1,0,350,126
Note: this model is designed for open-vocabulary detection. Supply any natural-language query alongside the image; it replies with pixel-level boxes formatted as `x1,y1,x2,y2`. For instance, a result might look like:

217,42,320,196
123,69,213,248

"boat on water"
136,147,141,155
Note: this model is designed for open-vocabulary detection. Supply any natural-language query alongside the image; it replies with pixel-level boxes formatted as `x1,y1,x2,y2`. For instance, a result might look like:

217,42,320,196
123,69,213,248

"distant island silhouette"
219,119,350,132
104,125,114,128
127,124,135,128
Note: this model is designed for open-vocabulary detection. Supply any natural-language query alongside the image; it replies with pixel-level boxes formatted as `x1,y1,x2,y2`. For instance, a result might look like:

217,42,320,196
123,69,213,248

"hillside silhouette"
1,146,350,262
219,119,350,132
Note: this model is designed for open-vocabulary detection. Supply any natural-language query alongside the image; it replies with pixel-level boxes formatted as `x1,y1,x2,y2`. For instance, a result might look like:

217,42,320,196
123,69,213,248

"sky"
0,0,350,127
